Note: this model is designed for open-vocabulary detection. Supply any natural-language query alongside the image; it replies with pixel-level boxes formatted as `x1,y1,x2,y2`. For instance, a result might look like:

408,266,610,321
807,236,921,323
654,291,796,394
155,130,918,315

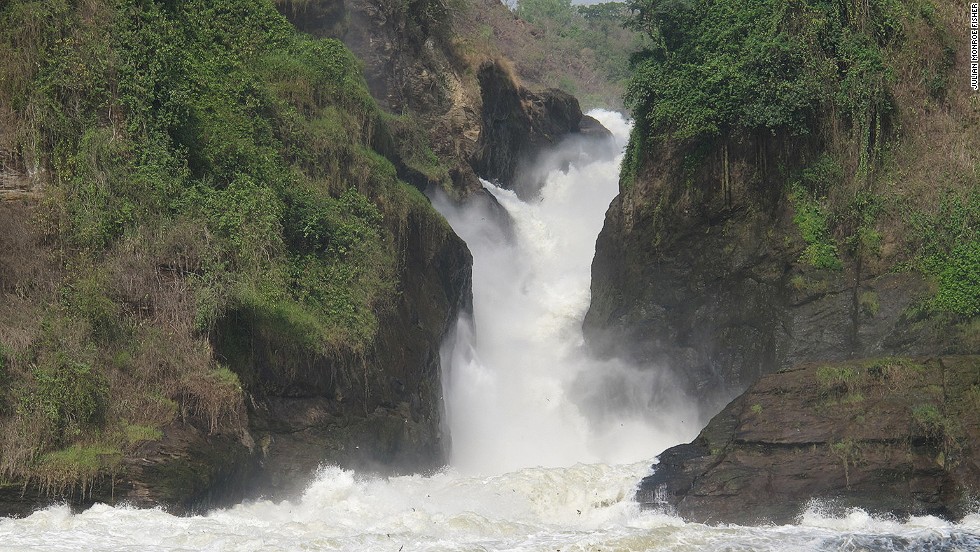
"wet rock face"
471,60,612,195
583,132,956,412
211,209,471,498
638,356,980,525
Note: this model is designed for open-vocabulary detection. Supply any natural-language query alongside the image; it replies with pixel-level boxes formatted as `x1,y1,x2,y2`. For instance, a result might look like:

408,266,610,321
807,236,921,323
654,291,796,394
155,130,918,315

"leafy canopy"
625,0,898,140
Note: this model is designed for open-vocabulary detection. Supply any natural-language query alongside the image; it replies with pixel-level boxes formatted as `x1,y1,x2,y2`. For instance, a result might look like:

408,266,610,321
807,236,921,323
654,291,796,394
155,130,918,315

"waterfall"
431,110,699,474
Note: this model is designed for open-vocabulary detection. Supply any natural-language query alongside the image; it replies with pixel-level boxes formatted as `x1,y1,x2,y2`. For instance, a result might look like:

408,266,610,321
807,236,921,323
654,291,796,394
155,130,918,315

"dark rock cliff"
585,4,979,522
471,60,611,195
211,206,471,497
584,131,977,523
639,356,980,525
585,130,964,413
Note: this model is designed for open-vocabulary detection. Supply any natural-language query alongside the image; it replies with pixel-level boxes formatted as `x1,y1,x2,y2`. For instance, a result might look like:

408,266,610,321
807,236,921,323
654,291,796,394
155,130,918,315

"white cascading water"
432,110,699,475
2,110,980,551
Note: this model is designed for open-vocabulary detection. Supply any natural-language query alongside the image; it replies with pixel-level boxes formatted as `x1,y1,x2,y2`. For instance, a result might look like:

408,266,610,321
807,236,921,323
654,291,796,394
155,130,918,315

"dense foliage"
0,0,439,486
622,0,977,318
624,0,898,141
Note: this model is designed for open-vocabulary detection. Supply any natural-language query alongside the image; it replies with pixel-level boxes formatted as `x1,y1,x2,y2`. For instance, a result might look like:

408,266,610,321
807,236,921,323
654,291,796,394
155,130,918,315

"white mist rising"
432,110,700,475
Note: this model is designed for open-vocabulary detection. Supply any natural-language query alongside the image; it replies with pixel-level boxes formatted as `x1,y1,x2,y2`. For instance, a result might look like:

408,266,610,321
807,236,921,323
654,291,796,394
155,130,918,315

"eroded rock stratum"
639,356,980,525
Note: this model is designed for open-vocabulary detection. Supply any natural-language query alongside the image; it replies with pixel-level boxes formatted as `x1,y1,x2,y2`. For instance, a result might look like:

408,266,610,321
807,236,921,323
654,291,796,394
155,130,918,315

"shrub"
22,357,108,446
816,364,857,390
933,241,980,317
907,190,980,316
790,184,842,270
911,403,959,453
859,291,880,317
62,274,123,343
180,365,243,434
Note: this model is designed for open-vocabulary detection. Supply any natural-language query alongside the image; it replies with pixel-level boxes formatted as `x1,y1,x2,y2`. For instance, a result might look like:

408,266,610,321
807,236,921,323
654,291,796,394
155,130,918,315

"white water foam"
3,464,980,551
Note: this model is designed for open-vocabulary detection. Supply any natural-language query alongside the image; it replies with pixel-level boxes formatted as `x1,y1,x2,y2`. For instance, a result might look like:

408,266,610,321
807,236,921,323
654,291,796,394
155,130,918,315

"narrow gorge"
0,0,979,549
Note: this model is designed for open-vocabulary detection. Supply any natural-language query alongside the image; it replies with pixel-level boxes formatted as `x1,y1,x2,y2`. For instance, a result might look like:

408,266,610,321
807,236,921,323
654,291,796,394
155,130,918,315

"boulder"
638,356,980,525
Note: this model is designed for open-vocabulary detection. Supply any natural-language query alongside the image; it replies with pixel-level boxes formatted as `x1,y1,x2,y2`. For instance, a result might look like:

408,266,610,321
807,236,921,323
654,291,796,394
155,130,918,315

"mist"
431,110,700,475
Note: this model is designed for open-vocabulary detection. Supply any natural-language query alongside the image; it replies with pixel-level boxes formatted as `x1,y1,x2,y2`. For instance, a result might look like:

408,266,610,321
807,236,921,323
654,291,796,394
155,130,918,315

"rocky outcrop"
0,202,258,516
277,0,487,193
471,60,611,194
0,426,255,517
638,356,980,524
583,131,961,412
276,0,610,196
212,206,471,497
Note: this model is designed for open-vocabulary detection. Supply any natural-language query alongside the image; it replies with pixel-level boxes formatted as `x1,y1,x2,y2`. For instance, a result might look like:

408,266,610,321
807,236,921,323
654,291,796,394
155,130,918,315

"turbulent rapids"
2,111,980,551
5,462,980,551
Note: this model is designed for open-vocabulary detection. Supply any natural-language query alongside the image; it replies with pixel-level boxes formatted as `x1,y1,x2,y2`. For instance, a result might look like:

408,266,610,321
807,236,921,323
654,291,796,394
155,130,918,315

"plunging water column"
433,110,699,474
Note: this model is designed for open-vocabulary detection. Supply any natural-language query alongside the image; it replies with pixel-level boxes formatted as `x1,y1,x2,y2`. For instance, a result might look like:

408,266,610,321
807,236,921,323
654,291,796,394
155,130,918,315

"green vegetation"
123,423,163,446
859,291,880,317
830,438,860,487
815,363,866,407
790,184,842,270
909,191,980,316
933,241,980,316
816,365,857,390
623,0,977,318
0,0,444,491
36,444,122,495
625,0,897,142
21,356,109,446
911,403,961,456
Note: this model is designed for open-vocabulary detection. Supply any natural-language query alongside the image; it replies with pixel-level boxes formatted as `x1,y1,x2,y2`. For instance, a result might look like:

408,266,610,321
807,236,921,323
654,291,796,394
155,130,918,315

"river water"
2,111,979,550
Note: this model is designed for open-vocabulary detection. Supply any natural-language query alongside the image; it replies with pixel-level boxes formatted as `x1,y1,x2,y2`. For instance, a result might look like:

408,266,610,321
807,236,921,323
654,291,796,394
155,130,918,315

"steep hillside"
275,0,609,198
0,0,469,514
585,0,980,522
